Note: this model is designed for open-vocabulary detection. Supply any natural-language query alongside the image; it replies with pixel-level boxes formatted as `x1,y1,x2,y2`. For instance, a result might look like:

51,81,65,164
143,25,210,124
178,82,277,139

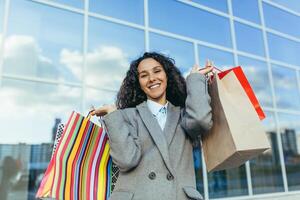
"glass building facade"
0,0,300,199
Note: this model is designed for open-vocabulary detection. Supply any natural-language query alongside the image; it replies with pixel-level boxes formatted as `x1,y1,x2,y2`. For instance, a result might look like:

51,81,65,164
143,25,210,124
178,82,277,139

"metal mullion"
0,0,10,87
30,0,84,15
233,16,262,30
84,84,118,93
201,149,209,200
258,0,289,193
262,0,300,18
274,108,300,116
266,27,300,43
88,12,144,31
81,0,88,113
213,190,300,200
2,74,82,88
176,0,229,19
270,59,300,71
236,50,267,62
227,0,238,65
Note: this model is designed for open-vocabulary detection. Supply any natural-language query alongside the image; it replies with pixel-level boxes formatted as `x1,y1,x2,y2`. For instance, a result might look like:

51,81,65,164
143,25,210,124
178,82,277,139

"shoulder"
120,107,138,116
117,107,139,122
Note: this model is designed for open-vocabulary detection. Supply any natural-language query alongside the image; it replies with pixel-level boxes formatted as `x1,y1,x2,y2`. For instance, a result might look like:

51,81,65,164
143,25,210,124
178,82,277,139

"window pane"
264,2,300,38
4,0,83,82
149,0,232,47
272,65,300,110
238,56,273,108
270,0,300,13
250,112,284,194
277,113,300,191
87,17,144,90
191,0,228,13
208,166,248,198
149,32,194,75
268,33,300,66
198,45,234,70
232,0,260,24
235,22,265,56
47,0,83,9
0,78,81,199
89,0,144,25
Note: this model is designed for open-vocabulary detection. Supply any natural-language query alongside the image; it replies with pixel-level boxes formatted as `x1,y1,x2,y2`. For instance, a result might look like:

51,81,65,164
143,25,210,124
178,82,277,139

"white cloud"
272,67,297,90
2,35,61,80
60,48,82,80
88,46,129,88
60,45,129,90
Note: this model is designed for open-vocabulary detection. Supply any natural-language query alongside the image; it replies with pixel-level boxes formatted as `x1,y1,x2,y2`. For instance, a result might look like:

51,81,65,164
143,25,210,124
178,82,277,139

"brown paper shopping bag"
202,69,270,172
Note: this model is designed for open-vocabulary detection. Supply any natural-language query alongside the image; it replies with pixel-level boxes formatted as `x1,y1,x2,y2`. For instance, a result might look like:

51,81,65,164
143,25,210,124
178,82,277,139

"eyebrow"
138,66,163,74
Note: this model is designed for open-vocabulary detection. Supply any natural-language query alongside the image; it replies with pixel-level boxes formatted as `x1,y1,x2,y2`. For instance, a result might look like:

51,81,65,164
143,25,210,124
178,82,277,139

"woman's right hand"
90,104,117,117
190,60,214,75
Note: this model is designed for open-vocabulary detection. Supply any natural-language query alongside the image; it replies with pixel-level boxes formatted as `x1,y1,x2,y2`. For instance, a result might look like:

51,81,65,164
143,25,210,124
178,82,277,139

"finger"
205,59,212,68
199,66,214,74
192,64,200,71
90,110,96,116
205,59,209,67
191,64,200,73
92,107,106,116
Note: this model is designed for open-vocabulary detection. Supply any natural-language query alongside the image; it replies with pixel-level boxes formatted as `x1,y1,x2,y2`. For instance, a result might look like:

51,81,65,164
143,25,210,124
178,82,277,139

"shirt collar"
147,99,168,117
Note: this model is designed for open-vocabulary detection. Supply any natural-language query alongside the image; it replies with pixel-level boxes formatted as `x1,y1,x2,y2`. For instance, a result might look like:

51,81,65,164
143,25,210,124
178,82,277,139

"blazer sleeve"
180,73,213,140
103,110,142,172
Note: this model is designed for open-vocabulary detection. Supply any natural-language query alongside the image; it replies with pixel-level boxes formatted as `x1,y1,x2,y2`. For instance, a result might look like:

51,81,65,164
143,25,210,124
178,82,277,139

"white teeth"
149,84,159,89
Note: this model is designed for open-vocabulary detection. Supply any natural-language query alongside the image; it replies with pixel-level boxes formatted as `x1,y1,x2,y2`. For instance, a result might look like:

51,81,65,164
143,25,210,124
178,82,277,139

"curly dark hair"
116,52,187,109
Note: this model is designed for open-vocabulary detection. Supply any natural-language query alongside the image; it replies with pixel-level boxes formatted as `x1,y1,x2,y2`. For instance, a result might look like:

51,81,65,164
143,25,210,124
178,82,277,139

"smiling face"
138,58,168,105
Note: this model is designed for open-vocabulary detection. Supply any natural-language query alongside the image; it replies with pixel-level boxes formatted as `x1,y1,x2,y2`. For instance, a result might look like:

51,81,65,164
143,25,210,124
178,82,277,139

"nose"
149,74,156,82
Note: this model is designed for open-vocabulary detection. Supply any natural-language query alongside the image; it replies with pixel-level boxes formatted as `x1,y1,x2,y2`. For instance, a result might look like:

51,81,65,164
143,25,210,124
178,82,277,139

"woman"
91,52,213,200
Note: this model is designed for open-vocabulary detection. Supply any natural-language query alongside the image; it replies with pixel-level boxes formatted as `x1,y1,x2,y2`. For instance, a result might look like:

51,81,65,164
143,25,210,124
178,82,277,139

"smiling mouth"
148,83,160,89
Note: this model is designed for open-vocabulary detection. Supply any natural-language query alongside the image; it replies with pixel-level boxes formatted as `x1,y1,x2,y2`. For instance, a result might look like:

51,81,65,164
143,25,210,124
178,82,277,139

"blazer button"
166,173,174,181
148,172,156,180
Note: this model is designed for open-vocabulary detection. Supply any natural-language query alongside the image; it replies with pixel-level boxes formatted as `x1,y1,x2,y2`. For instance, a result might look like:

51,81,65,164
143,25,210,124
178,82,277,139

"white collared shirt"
147,99,168,131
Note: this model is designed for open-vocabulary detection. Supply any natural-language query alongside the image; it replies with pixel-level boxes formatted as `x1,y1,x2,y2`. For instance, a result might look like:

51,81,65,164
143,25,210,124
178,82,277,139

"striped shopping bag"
36,111,116,200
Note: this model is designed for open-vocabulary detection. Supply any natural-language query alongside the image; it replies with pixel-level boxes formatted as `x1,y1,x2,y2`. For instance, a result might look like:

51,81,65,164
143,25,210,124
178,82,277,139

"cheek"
139,79,147,91
162,75,168,87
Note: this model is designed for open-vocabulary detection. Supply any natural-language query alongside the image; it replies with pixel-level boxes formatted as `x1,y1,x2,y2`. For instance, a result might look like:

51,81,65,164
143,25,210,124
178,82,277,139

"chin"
148,94,165,101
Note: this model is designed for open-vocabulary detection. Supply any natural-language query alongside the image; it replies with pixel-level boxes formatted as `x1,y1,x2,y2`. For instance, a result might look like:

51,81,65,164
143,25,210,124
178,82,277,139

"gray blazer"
103,73,212,200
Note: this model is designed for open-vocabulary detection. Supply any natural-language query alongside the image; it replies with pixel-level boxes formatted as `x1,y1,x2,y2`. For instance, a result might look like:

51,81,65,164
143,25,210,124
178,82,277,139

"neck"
148,95,167,106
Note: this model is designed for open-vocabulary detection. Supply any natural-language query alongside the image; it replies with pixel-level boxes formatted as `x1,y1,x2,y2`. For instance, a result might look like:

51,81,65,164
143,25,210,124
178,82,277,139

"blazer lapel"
163,103,180,147
137,102,174,175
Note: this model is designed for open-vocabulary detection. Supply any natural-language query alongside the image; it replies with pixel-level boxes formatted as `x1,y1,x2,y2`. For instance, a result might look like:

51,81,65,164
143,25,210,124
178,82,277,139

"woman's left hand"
90,104,117,117
190,60,214,75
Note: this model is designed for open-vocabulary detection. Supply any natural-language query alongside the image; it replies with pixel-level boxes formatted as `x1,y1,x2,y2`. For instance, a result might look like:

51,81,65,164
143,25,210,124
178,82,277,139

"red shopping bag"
217,66,265,120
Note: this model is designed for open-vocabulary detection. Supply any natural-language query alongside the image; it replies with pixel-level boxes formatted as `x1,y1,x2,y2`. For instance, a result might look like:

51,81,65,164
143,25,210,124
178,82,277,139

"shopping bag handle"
214,66,222,72
86,105,96,119
87,106,107,129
